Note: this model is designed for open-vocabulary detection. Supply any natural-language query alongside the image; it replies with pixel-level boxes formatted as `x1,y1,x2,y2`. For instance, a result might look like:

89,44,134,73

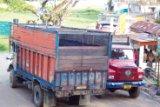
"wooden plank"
59,46,106,56
56,56,108,71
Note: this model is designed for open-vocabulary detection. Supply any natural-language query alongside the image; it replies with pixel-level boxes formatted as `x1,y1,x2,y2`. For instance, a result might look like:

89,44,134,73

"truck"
96,2,145,35
8,22,112,107
107,37,145,98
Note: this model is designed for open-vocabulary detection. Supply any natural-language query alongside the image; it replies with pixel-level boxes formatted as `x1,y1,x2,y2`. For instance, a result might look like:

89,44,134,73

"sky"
73,0,108,9
27,0,108,10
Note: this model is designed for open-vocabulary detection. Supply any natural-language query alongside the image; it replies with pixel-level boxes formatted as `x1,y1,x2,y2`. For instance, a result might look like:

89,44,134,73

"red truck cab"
107,44,145,98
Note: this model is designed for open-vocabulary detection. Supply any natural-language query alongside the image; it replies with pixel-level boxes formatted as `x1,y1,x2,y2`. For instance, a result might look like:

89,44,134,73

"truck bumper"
106,81,145,89
55,89,106,98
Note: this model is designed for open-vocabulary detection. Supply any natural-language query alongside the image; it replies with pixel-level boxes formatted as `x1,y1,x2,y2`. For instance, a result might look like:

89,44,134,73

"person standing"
147,50,154,68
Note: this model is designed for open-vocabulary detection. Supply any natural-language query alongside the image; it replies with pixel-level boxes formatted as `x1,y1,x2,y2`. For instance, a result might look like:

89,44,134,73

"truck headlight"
138,74,143,79
108,75,114,80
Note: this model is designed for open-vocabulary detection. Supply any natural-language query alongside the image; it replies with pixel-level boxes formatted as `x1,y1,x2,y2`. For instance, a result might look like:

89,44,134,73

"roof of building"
130,21,160,36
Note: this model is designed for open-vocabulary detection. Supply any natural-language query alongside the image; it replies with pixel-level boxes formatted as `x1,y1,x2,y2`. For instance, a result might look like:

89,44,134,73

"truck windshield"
111,49,133,60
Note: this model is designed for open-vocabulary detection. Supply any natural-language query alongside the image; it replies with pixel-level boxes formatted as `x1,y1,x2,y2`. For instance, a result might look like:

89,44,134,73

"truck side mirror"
6,57,13,60
6,53,14,60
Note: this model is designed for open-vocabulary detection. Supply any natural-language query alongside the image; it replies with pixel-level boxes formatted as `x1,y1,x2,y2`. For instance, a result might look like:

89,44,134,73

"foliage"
39,0,75,25
71,9,100,21
62,8,101,28
8,0,34,12
155,19,160,24
0,11,36,23
0,37,9,52
0,0,35,12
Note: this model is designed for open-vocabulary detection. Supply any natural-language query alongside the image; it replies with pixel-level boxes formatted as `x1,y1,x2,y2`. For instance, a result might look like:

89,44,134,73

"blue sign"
0,21,12,37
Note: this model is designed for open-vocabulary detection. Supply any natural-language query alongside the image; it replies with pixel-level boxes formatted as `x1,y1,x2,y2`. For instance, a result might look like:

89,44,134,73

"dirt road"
0,53,160,107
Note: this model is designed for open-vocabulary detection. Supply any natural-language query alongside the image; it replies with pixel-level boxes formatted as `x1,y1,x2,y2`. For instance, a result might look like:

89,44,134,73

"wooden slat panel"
18,47,21,66
34,53,38,76
20,47,23,68
42,56,48,81
32,52,36,75
59,46,106,56
40,54,43,77
22,48,26,70
29,51,33,74
26,50,30,72
38,54,42,77
12,25,56,51
49,57,55,82
56,56,108,71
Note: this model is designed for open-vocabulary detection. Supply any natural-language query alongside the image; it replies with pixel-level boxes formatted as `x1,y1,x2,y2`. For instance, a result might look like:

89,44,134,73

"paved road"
0,53,160,107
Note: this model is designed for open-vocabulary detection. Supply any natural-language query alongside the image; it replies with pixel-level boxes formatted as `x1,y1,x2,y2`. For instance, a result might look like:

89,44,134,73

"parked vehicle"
107,44,145,98
8,23,112,107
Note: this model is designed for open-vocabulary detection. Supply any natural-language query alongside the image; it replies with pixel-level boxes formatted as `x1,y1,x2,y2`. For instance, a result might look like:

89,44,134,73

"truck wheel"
129,87,140,98
9,70,18,88
69,95,80,105
33,85,44,107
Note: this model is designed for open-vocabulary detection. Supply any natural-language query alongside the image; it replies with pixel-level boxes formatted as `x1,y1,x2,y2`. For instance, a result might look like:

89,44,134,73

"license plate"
123,84,132,90
76,85,87,90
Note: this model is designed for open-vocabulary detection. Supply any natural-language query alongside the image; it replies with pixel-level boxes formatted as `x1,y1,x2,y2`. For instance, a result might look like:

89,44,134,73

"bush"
155,19,160,24
0,0,35,12
8,0,34,12
0,37,9,52
71,9,101,20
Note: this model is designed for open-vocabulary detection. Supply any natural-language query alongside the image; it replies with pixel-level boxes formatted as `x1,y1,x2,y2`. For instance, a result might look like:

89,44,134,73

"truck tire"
33,85,44,107
69,95,80,105
129,87,140,98
9,70,18,88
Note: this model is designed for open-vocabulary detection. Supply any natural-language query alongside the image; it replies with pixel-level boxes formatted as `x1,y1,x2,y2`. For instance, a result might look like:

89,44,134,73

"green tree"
155,19,160,24
0,0,35,12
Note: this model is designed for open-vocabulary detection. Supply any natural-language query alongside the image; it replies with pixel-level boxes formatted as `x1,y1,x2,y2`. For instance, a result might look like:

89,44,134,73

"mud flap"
43,92,56,107
79,95,90,106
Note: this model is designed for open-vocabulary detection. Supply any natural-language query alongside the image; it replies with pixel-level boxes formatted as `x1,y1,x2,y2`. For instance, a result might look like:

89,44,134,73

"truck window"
111,49,133,60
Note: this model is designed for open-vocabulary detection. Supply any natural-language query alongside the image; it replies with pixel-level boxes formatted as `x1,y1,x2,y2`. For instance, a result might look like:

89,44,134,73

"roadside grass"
0,8,100,27
62,8,101,28
0,11,37,22
0,36,9,52
155,19,160,24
